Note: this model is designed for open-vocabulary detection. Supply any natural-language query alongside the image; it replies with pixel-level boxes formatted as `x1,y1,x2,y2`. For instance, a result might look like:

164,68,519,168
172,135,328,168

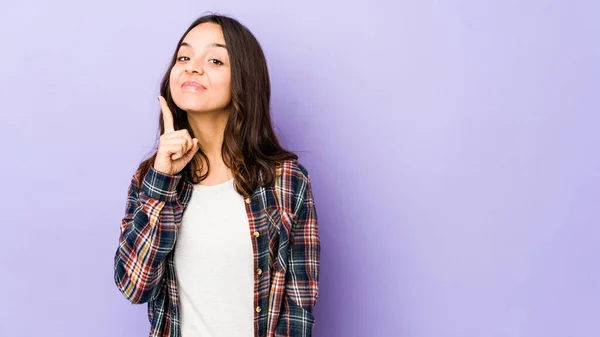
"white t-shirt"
174,178,254,337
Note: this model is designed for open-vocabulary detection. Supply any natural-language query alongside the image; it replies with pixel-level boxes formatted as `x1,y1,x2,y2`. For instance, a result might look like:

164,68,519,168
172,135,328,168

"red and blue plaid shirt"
114,158,320,337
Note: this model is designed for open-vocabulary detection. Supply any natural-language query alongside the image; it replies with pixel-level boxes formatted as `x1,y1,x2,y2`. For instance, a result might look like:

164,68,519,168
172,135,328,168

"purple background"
1,1,599,336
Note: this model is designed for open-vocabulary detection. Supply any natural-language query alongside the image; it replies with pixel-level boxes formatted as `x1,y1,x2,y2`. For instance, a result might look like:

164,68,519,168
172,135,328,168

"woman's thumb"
184,138,199,162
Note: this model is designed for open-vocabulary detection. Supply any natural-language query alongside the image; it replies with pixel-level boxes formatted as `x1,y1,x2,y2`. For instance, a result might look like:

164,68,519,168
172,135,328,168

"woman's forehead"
182,23,226,47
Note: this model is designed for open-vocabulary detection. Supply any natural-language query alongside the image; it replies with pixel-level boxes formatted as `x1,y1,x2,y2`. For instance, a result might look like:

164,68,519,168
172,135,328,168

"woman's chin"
173,98,206,113
172,93,230,114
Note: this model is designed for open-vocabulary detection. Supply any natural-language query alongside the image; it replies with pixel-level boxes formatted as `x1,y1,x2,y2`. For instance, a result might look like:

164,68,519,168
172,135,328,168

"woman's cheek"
168,69,181,95
169,68,178,84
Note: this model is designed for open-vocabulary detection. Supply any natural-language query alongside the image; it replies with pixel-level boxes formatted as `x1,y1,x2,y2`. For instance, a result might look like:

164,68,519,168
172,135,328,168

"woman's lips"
182,81,206,91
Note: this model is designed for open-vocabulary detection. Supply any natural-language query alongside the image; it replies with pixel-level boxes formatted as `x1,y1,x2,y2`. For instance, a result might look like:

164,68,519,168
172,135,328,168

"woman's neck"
187,109,229,162
186,109,233,183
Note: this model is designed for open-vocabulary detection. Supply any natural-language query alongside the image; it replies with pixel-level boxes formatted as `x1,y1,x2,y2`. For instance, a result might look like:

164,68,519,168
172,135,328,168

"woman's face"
169,23,231,113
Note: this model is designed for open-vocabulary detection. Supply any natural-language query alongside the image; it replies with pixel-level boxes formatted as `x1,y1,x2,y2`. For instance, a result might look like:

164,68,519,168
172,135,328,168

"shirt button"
253,231,260,238
256,268,262,275
245,197,252,204
256,306,262,313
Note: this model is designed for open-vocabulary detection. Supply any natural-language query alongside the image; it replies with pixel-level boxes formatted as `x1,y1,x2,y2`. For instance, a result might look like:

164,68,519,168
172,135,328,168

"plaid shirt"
114,159,320,337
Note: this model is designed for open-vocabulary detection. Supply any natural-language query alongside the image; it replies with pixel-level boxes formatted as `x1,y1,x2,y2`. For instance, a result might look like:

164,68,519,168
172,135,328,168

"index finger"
158,96,175,133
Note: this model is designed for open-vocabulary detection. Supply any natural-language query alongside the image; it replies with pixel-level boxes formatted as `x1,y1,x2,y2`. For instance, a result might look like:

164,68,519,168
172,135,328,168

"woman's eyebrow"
180,42,227,49
207,42,227,49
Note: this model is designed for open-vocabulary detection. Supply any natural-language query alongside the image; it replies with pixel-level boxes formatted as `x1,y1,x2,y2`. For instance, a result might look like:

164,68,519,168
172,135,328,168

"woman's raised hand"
152,96,199,175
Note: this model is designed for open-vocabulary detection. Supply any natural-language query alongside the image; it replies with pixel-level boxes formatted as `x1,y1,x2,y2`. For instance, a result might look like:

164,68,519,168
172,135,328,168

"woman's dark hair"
135,14,297,197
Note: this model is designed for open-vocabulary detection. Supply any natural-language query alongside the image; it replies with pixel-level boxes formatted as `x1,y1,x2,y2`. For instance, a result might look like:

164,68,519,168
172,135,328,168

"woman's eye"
177,56,190,62
209,59,224,65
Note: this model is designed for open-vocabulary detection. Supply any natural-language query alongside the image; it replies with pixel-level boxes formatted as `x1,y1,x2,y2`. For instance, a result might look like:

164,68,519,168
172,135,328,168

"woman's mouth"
182,81,207,91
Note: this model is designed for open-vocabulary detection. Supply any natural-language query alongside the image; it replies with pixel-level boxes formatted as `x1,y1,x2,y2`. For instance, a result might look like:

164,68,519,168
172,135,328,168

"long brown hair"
135,14,297,197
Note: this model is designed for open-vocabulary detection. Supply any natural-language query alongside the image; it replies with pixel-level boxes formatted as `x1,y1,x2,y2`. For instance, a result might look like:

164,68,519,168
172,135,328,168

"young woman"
113,14,320,337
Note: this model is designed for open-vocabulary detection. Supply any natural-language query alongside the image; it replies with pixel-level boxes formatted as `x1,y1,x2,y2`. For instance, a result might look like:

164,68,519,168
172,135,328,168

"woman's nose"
185,59,204,74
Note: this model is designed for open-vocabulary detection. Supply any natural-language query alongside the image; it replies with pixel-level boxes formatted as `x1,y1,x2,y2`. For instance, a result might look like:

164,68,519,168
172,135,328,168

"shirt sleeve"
277,167,321,336
113,165,183,304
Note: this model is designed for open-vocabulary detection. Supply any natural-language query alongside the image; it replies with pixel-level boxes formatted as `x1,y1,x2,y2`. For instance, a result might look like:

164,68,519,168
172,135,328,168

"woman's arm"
113,166,183,304
278,165,321,336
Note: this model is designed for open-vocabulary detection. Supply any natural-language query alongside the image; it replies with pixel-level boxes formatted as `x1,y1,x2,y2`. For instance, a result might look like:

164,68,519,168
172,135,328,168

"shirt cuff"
140,165,182,202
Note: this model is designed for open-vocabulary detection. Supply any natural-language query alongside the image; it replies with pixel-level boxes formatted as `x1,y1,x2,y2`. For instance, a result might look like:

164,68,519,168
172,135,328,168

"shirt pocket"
274,293,316,336
265,206,293,273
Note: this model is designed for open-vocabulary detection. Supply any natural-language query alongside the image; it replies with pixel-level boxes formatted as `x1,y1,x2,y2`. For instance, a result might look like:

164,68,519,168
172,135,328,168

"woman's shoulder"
277,158,311,183
275,159,313,208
